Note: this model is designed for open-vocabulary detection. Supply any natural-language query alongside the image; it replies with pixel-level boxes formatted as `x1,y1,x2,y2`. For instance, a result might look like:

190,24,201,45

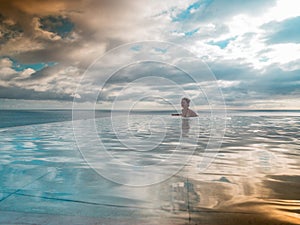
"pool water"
0,114,299,225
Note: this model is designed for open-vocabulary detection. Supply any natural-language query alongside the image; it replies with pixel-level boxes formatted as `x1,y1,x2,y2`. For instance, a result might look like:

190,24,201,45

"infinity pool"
0,114,299,224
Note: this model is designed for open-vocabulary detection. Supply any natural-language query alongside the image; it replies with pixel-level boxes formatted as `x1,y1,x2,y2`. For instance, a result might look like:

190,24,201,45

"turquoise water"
0,112,300,224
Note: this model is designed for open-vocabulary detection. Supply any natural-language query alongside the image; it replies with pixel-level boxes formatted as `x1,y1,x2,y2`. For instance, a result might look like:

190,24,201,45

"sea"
0,109,299,225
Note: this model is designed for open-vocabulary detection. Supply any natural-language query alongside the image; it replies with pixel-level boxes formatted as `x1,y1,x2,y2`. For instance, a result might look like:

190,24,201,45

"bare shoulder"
189,109,198,117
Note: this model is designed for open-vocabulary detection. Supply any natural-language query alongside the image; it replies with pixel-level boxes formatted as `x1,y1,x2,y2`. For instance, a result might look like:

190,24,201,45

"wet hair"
182,97,190,104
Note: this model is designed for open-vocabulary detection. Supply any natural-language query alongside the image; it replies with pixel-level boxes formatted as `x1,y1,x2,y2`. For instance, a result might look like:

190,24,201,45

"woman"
172,97,198,117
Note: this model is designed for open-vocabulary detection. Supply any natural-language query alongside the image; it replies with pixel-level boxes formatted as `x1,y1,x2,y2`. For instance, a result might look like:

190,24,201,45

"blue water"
0,110,112,128
1,109,299,128
0,110,179,128
0,110,299,224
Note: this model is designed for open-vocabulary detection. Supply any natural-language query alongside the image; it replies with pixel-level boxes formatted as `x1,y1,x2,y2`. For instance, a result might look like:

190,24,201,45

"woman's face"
181,99,189,108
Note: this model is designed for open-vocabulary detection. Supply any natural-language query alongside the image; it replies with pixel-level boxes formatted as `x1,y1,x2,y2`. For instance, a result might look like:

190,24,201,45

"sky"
0,0,300,110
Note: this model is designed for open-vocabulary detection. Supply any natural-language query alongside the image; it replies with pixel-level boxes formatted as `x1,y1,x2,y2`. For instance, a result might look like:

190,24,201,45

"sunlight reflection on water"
0,115,299,224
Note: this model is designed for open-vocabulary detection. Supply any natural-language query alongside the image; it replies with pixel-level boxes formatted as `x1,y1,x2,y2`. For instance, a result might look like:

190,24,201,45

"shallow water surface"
0,114,299,225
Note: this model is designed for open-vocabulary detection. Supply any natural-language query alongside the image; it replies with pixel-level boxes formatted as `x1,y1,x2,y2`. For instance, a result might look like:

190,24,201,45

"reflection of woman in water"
172,97,198,117
181,119,190,137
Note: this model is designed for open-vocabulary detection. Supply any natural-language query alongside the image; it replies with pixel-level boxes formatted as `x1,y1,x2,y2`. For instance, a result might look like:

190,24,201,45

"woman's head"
181,97,190,108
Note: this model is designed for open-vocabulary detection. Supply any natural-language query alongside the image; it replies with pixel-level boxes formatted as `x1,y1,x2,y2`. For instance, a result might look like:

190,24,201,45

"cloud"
202,0,277,19
172,0,277,22
39,15,74,38
262,16,300,44
166,0,276,40
252,67,300,95
0,57,82,101
0,14,23,44
0,85,73,101
0,0,154,65
206,36,237,49
0,0,300,109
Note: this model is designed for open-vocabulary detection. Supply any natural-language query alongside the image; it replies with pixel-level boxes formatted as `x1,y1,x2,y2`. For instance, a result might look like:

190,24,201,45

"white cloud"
0,58,16,80
71,93,81,99
264,0,300,22
0,58,13,67
264,44,300,68
20,68,35,78
217,80,241,88
0,67,15,78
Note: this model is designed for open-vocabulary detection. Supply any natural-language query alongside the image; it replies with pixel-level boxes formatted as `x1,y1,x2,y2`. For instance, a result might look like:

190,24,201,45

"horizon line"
1,108,300,111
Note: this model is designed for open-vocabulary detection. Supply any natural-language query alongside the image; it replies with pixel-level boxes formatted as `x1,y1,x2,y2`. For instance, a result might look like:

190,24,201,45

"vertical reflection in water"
181,119,190,137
